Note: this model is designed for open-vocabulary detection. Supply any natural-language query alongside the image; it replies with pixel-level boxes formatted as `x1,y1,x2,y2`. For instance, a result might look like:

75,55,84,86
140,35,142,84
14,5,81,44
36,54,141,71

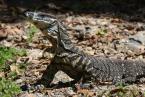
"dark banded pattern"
25,11,145,87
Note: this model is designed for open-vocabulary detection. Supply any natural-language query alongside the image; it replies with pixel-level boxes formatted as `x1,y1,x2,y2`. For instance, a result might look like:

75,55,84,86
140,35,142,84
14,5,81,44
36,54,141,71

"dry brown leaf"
33,69,40,76
77,89,95,97
0,23,24,36
18,92,36,97
111,18,123,23
10,65,20,74
0,72,5,77
6,26,19,35
0,28,7,38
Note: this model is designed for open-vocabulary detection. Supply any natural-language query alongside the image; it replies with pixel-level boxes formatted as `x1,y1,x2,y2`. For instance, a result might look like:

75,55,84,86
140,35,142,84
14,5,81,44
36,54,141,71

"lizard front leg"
38,61,59,87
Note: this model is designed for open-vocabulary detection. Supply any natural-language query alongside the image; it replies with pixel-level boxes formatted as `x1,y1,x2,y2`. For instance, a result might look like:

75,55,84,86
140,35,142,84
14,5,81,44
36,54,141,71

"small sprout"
18,63,28,70
26,24,39,42
96,28,107,36
7,71,18,80
115,82,126,88
17,49,27,56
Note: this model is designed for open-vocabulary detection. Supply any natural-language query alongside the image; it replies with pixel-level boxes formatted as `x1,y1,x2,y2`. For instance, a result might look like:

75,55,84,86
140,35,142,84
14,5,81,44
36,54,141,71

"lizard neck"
56,22,84,55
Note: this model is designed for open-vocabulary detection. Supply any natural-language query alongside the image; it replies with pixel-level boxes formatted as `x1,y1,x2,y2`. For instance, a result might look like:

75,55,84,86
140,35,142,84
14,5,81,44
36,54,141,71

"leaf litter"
1,10,145,97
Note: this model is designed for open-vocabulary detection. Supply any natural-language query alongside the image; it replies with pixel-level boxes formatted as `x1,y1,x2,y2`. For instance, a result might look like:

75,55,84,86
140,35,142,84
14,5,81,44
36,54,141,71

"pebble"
88,18,97,25
96,19,109,26
136,23,145,31
34,84,45,90
18,92,48,97
0,31,7,38
6,35,14,41
52,71,73,84
129,31,145,45
16,79,23,84
1,40,13,47
118,31,145,54
27,49,43,60
66,87,76,95
22,35,28,40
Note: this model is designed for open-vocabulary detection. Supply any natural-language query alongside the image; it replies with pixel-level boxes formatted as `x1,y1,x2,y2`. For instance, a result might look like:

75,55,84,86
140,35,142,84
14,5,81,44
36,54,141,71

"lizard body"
25,11,145,87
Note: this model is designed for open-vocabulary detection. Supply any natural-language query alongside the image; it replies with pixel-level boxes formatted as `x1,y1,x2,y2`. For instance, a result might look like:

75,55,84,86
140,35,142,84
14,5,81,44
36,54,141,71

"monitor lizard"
25,11,145,87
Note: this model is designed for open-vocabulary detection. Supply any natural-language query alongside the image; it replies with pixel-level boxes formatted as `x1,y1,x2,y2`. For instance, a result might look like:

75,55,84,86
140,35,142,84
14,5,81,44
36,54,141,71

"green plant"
0,46,27,71
18,63,28,70
7,71,18,80
143,92,145,97
115,82,126,88
16,48,27,56
96,28,107,36
0,78,21,97
27,25,39,42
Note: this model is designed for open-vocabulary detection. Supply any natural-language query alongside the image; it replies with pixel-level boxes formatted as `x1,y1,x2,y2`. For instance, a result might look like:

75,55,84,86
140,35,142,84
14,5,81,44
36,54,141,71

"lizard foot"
79,82,94,89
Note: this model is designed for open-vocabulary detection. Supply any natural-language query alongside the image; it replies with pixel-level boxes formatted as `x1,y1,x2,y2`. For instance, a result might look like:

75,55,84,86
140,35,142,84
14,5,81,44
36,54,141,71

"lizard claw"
34,84,45,91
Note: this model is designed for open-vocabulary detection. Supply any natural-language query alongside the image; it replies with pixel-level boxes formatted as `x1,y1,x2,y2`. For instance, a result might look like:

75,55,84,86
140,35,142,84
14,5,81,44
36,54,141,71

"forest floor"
1,3,145,96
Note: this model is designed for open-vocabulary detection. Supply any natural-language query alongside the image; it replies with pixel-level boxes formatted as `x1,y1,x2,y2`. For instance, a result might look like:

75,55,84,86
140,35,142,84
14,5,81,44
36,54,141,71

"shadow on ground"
0,0,145,22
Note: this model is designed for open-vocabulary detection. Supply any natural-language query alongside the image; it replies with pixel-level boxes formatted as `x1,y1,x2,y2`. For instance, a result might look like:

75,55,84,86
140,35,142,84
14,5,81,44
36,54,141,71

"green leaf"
96,29,107,36
0,46,27,71
0,78,21,97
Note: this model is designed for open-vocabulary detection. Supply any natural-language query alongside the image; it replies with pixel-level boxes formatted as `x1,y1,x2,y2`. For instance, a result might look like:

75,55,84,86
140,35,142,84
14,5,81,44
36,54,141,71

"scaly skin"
25,11,145,87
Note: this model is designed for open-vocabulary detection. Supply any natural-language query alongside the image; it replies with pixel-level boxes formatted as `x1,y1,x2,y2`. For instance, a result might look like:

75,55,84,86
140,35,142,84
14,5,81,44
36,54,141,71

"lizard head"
25,11,59,42
25,11,57,26
25,11,72,50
